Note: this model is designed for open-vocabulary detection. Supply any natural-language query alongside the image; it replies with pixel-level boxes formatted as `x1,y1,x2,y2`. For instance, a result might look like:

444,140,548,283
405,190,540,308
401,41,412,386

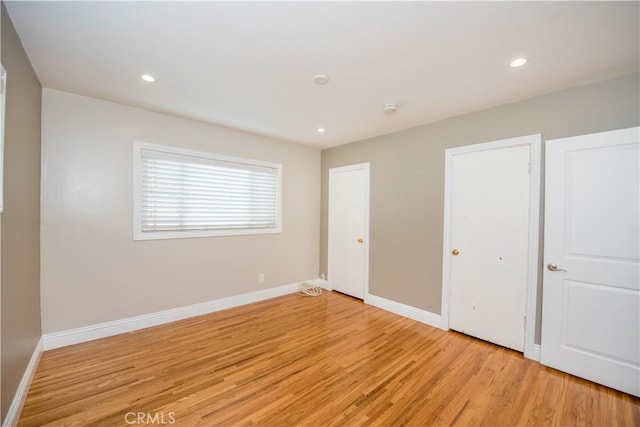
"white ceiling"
5,1,639,148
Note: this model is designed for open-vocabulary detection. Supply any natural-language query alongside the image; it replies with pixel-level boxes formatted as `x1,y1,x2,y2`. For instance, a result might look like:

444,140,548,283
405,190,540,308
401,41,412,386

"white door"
328,163,369,299
445,135,540,353
541,127,639,397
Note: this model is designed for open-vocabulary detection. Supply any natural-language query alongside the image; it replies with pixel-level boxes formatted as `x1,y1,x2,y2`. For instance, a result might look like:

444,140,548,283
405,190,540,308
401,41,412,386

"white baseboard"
2,337,43,427
364,293,444,330
364,294,541,359
43,280,318,351
7,281,539,426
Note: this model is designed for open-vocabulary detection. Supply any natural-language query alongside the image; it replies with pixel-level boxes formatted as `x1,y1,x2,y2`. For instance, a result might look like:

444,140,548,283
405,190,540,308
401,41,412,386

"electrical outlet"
320,273,325,280
258,274,265,283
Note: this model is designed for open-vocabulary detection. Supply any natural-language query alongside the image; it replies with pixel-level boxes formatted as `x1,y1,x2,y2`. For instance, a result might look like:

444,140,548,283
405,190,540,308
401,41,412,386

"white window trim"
0,65,6,213
133,140,282,241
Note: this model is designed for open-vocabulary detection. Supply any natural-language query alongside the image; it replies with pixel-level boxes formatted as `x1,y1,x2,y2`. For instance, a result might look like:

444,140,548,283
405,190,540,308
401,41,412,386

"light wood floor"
20,292,639,426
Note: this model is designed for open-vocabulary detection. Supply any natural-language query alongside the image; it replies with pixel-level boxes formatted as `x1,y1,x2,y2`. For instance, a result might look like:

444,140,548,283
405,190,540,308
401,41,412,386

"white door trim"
441,134,541,360
328,163,370,297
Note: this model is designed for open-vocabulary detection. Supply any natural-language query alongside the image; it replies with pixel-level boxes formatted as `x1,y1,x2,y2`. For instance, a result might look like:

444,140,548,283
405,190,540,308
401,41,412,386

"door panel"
328,164,369,299
448,144,531,352
562,281,639,364
567,145,639,260
541,127,639,397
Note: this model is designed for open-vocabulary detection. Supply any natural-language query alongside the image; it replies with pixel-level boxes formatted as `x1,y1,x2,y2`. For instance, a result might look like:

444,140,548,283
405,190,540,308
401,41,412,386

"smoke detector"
383,103,398,114
312,75,330,85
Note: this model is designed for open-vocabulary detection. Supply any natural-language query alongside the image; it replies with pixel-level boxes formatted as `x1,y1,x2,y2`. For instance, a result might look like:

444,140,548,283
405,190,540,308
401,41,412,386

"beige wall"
1,3,43,421
41,89,320,334
321,72,640,342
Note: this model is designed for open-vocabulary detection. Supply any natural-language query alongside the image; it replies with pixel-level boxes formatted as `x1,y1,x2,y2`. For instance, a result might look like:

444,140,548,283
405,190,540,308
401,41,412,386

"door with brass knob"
444,137,539,354
328,163,370,300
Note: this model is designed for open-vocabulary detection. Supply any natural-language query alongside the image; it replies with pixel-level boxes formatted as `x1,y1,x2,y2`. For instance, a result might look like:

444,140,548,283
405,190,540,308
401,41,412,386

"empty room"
1,1,639,426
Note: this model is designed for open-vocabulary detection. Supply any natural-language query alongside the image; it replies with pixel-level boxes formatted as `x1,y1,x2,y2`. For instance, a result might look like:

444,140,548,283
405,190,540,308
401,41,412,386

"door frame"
327,163,370,297
441,134,541,360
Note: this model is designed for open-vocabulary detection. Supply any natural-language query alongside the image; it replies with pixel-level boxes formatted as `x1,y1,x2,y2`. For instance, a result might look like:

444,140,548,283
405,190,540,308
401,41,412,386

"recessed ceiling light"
317,128,326,133
509,58,528,68
313,75,329,85
140,74,156,82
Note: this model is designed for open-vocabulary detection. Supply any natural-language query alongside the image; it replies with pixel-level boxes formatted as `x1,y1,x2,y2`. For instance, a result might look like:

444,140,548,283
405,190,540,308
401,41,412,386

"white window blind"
134,142,282,240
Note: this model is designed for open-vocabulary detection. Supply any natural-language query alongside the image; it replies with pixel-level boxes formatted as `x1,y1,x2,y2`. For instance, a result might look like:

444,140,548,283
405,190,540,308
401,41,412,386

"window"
133,141,282,240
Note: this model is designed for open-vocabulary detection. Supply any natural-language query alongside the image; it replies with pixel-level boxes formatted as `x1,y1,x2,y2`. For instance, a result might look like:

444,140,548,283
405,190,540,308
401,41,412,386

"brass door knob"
451,249,460,256
357,238,364,243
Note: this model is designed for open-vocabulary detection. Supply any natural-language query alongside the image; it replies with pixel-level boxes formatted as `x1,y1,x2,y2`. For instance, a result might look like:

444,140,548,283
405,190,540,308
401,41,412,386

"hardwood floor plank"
18,292,639,426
